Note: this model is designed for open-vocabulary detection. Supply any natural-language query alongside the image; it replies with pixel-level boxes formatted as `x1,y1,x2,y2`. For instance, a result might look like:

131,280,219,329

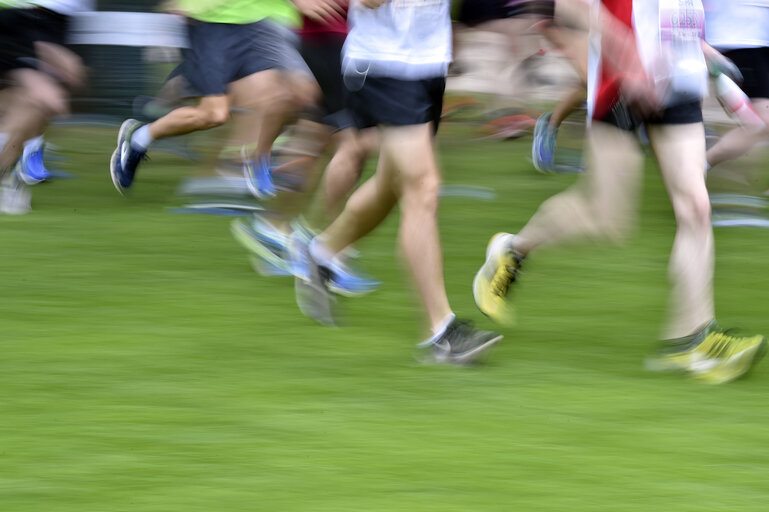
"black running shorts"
599,100,703,132
344,74,446,132
722,47,769,100
299,34,354,131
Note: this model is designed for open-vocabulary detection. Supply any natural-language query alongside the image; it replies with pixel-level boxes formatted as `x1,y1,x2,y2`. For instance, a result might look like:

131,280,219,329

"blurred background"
1,2,769,512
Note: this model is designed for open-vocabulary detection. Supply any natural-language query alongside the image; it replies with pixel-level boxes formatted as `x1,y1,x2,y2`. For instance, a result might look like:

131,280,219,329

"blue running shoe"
18,145,51,185
532,113,556,173
110,119,147,194
244,153,276,199
328,263,381,297
288,225,381,297
230,217,290,273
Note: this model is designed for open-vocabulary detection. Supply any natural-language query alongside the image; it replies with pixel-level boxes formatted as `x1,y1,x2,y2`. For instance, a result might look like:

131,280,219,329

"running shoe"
532,113,557,173
288,225,381,297
248,254,291,277
230,217,290,274
18,145,51,185
244,152,276,199
110,119,147,193
294,242,337,326
646,321,767,384
0,171,31,215
473,232,522,325
422,319,503,365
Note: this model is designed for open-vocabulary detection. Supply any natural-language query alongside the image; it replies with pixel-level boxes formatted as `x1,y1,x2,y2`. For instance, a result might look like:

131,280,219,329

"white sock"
130,125,154,151
418,312,456,347
309,237,337,268
23,136,44,155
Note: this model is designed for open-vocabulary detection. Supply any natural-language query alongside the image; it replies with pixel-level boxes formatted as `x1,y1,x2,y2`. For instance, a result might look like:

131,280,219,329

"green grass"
1,125,769,511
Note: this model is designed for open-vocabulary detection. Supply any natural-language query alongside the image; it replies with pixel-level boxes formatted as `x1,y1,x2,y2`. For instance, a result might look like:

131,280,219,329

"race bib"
658,0,708,102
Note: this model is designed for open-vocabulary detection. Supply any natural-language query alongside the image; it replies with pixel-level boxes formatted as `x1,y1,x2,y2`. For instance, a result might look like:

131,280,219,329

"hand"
702,43,743,83
620,73,661,117
157,0,189,16
358,0,389,8
35,41,86,89
293,0,345,24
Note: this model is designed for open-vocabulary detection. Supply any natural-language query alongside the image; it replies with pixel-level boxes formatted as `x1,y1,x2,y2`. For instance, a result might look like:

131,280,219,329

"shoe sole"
294,247,337,327
109,148,124,195
230,220,288,271
472,232,515,326
110,119,140,195
249,255,291,277
449,333,504,365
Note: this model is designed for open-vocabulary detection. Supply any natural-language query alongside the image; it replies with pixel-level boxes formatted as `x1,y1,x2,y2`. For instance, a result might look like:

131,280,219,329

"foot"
294,240,337,326
230,217,290,274
473,233,522,326
288,225,381,297
427,318,503,365
110,119,147,194
646,321,767,384
0,171,31,215
532,113,557,173
244,153,276,199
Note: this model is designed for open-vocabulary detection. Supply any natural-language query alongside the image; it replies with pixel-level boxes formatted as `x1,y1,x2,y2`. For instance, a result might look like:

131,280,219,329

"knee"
673,189,711,230
199,106,230,128
404,171,441,212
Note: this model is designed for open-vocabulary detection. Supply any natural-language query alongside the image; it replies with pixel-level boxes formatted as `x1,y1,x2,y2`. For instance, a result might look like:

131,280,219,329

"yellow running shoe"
690,328,767,384
646,321,767,384
472,233,522,326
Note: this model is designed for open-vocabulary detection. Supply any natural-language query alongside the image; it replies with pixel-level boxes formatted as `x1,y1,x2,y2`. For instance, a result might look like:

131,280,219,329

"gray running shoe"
429,319,503,364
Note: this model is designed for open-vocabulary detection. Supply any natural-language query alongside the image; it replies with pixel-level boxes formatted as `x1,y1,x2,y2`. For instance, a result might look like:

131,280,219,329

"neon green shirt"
177,0,298,26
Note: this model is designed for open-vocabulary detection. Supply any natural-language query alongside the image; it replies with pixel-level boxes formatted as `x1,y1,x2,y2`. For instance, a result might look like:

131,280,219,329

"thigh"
585,120,644,202
648,123,707,197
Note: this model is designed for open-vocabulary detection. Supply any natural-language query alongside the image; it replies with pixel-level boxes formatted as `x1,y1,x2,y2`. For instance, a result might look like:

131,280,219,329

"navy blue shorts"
182,18,309,97
344,75,446,132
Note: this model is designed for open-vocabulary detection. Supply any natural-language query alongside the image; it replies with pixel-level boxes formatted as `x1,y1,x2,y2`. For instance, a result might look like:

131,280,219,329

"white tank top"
343,0,452,81
633,0,708,106
704,0,769,50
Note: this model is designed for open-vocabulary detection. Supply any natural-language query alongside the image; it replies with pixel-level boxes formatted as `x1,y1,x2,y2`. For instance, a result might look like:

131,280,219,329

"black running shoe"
430,319,503,364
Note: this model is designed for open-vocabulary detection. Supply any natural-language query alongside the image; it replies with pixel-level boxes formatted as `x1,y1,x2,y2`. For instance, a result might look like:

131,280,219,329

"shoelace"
491,260,519,297
700,331,748,359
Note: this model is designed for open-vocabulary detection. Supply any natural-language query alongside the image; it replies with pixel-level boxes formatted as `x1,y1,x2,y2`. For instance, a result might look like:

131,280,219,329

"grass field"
2,123,769,511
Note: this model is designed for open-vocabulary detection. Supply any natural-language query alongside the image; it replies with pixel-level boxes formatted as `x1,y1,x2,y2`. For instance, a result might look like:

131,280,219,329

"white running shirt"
343,0,452,80
704,0,769,50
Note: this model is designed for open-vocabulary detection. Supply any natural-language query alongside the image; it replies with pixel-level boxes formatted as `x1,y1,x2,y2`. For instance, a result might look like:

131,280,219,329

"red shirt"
297,0,349,39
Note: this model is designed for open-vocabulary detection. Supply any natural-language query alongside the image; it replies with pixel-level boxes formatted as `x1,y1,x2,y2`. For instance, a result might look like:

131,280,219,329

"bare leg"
648,123,714,339
384,124,453,326
320,151,398,254
706,98,769,167
0,69,67,173
148,95,231,139
322,127,375,217
517,122,644,254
